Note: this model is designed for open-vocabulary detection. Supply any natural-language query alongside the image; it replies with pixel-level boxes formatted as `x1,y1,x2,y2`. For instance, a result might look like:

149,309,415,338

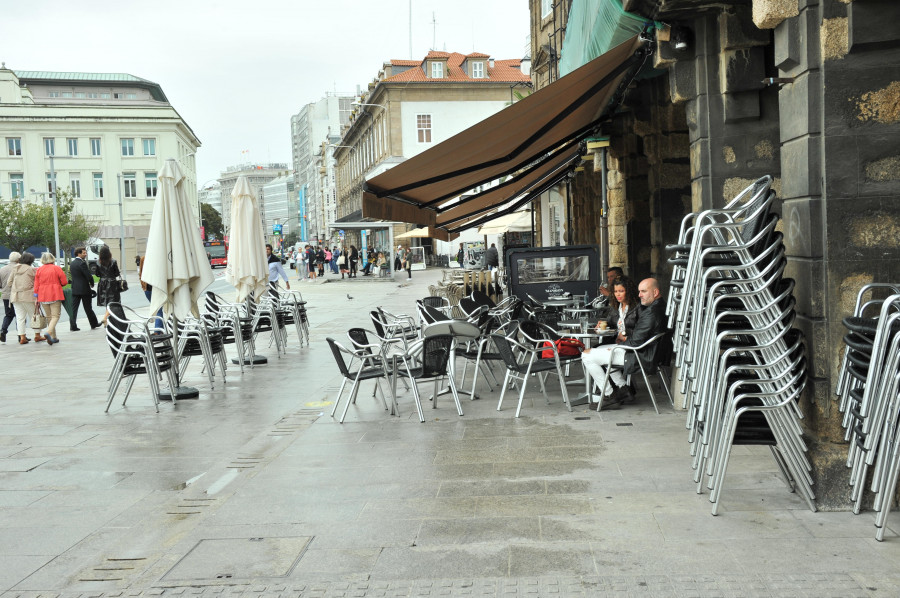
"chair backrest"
422,304,451,323
326,337,352,378
470,289,496,309
205,291,221,314
420,334,454,378
106,302,128,356
490,333,525,371
519,319,559,343
654,330,674,369
370,310,388,338
347,328,372,355
458,297,483,319
422,296,446,309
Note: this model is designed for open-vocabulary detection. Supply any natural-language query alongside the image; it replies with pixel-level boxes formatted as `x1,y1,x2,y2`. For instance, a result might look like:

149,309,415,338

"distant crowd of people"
289,244,414,281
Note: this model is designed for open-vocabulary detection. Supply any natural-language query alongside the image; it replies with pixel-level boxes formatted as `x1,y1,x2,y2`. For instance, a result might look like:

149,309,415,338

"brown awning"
362,35,648,231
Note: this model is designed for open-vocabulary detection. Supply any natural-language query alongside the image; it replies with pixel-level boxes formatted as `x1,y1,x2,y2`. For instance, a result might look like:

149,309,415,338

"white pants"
581,345,626,395
12,301,34,337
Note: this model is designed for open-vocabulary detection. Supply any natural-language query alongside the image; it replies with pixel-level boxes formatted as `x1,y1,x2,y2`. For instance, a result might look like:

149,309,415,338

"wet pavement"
2,267,900,597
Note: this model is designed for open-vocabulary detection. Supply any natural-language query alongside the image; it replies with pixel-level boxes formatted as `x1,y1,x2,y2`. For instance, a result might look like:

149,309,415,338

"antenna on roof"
409,0,413,59
431,12,437,51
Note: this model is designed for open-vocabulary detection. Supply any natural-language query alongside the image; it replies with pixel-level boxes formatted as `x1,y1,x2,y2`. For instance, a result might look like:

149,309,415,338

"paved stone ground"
2,268,900,597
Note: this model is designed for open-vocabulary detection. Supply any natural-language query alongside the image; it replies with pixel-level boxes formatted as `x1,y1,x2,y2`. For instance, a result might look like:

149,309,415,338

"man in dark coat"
70,247,100,331
581,278,666,407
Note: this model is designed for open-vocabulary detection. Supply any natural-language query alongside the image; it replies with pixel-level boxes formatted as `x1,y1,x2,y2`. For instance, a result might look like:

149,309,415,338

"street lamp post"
48,156,62,263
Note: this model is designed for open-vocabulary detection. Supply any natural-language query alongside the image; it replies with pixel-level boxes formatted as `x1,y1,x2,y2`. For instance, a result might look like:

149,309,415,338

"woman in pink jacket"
33,252,68,345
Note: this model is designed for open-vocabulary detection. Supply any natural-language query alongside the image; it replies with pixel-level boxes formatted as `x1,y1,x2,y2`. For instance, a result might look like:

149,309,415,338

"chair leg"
496,370,512,411
447,375,464,416
658,366,675,407
330,377,349,417
121,375,137,406
638,366,660,414
515,364,535,418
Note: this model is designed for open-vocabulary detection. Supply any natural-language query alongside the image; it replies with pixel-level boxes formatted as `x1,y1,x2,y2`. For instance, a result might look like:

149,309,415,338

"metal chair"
105,302,179,413
327,337,391,424
492,332,572,418
392,333,463,422
594,331,673,414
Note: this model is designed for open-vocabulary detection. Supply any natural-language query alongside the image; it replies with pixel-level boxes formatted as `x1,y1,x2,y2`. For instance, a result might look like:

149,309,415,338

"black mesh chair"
105,302,178,413
393,333,462,422
470,289,496,309
173,315,227,389
491,332,572,418
327,337,391,424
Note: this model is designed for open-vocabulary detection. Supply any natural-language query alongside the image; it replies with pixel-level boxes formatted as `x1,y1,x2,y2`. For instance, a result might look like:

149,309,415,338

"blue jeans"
145,289,165,329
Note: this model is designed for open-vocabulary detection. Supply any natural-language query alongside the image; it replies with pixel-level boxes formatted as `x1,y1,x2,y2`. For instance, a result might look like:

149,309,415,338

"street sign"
273,223,283,235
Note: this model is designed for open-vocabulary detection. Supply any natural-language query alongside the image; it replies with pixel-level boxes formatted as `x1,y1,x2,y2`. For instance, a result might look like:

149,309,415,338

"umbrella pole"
231,297,267,366
158,311,200,401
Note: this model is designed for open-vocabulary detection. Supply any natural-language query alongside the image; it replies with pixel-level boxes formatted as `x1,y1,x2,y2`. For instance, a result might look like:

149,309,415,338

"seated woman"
599,276,639,344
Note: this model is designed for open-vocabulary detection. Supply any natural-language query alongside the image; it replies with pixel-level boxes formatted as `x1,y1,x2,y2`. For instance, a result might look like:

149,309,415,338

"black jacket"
621,299,666,375
606,302,639,339
70,257,94,296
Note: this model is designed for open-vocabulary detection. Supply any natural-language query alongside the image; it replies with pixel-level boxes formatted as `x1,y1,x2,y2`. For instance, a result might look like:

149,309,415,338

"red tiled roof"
385,53,528,83
466,52,491,58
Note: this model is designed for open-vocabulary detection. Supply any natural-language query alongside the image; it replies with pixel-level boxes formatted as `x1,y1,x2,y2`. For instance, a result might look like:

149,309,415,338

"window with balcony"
417,114,432,143
7,138,21,156
123,173,137,198
121,138,134,156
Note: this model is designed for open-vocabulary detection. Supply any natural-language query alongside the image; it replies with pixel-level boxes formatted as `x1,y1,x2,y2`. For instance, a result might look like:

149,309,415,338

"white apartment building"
216,163,289,231
0,65,200,253
199,182,222,215
290,94,352,243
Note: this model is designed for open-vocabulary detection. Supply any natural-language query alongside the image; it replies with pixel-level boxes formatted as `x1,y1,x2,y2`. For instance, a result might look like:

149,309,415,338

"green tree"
200,203,223,239
55,188,100,268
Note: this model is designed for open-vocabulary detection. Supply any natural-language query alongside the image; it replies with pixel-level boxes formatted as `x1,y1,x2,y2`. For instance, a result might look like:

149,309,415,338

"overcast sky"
3,0,530,185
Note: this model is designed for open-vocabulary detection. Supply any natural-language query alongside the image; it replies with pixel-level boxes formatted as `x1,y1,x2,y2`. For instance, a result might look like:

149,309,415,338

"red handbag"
541,337,584,358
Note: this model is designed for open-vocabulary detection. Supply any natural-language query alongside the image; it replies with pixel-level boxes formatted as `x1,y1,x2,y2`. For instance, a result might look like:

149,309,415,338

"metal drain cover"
163,536,312,581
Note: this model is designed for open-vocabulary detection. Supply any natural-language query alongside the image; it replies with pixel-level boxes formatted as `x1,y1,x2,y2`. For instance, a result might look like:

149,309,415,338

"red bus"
205,240,227,268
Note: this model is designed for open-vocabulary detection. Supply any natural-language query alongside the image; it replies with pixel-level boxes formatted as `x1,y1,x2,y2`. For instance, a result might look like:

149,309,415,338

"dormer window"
431,61,444,78
471,61,484,78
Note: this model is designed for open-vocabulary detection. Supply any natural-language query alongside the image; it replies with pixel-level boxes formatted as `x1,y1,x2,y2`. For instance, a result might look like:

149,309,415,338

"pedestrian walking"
94,246,121,326
331,246,341,274
394,246,402,272
69,246,100,331
33,252,66,345
399,246,412,279
306,245,317,281
266,244,290,296
348,245,359,278
316,246,326,278
8,252,37,344
324,247,332,274
0,252,21,342
296,246,307,280
337,247,348,278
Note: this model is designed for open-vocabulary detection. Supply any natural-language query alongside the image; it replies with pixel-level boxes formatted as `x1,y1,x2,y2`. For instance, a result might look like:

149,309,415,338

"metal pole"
600,147,609,271
117,174,127,281
49,156,61,260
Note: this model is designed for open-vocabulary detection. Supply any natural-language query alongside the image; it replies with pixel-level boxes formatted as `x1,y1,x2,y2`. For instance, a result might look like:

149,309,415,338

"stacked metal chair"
203,291,256,372
665,175,814,515
835,286,900,538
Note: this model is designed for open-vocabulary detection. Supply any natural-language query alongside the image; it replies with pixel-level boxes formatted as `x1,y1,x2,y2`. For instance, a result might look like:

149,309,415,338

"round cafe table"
564,328,616,406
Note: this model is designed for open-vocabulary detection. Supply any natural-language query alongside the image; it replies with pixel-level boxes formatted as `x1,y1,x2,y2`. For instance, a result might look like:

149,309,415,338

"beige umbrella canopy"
142,159,215,319
225,176,268,302
395,227,460,241
477,210,533,235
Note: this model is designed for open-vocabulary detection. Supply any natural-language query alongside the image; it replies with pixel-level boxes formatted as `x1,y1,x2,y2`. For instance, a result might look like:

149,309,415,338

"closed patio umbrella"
224,175,269,365
225,176,268,303
143,159,215,318
141,158,215,399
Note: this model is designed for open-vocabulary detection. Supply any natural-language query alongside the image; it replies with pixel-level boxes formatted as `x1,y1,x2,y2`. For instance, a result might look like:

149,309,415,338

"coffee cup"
598,321,608,331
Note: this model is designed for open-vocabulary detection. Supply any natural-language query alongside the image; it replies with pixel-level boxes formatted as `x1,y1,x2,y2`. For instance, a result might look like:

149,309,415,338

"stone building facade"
530,0,900,507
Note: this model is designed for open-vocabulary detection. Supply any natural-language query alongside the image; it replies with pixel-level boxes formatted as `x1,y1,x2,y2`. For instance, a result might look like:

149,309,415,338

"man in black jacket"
581,278,666,407
70,247,101,331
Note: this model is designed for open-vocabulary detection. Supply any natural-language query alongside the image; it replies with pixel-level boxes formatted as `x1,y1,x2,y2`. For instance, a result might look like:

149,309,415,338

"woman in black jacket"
348,245,359,278
602,276,639,344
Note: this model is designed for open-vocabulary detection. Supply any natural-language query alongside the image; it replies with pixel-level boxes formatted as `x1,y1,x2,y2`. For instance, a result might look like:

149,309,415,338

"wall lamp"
670,25,692,51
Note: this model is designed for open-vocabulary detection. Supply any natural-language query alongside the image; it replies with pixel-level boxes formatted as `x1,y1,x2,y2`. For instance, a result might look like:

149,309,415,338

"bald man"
581,278,666,407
